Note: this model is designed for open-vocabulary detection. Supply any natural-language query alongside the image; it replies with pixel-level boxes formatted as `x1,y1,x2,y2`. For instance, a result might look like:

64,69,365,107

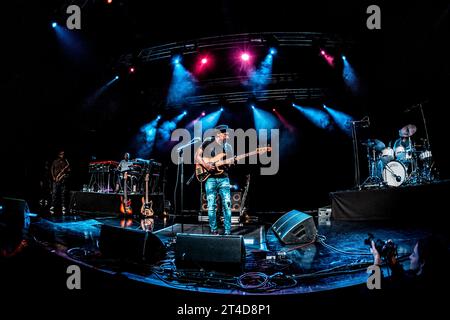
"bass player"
195,125,234,235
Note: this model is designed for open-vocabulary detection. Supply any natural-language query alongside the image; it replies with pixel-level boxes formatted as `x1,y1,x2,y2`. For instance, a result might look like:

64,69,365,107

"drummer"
393,124,416,168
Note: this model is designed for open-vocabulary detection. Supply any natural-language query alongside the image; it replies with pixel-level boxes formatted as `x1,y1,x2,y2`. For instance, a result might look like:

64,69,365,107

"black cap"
215,124,229,133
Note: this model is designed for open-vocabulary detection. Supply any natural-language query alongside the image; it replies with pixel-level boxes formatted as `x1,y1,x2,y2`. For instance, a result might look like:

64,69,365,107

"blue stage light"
52,22,57,28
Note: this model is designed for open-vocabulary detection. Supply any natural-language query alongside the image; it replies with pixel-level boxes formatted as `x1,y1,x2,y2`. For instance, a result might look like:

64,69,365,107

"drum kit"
362,124,436,188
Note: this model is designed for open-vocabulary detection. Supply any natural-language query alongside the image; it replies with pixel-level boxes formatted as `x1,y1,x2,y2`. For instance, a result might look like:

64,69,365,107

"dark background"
1,0,449,213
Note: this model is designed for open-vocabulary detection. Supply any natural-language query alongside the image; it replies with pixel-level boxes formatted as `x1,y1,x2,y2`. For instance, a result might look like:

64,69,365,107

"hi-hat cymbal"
399,124,417,137
362,139,385,151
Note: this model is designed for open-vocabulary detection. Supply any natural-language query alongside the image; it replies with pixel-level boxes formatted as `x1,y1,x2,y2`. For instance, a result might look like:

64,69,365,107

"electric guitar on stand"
141,173,154,217
195,147,271,182
120,172,132,215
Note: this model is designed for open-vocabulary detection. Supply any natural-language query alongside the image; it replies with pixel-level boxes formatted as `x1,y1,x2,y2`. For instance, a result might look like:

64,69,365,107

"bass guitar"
55,161,70,182
141,173,154,217
120,172,132,215
195,147,271,182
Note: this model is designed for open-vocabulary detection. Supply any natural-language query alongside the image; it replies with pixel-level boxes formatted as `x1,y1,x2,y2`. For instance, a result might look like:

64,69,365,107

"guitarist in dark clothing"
195,125,234,235
49,151,70,215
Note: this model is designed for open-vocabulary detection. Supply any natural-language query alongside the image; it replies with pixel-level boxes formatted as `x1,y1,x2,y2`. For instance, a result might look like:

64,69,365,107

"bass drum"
382,161,407,187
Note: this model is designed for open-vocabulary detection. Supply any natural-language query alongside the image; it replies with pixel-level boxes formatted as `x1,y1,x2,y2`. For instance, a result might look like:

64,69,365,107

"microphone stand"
176,138,200,233
350,116,370,190
419,103,431,150
351,121,360,189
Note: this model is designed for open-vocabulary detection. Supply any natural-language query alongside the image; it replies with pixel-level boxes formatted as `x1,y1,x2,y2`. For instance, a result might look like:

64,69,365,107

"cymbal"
362,139,385,151
399,124,417,137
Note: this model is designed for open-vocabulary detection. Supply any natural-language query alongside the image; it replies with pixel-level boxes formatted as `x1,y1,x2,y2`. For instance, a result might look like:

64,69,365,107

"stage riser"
69,191,164,216
330,181,450,223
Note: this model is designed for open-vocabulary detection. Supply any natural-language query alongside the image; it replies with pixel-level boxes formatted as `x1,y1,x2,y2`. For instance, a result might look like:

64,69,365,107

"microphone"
404,100,428,112
177,137,201,151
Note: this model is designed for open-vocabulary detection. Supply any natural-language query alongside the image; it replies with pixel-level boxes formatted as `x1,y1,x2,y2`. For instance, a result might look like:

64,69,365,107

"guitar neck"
217,150,260,166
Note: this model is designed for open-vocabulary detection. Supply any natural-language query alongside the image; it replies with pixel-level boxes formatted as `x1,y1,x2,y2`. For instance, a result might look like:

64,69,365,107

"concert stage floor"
17,213,433,294
2,209,448,317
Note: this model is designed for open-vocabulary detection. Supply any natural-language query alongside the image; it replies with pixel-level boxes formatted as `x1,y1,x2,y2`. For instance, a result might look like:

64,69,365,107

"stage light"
220,108,224,112
200,110,223,130
319,49,334,67
51,22,57,28
342,57,360,95
115,75,119,80
273,108,276,112
293,103,332,130
323,105,353,136
172,55,181,65
269,48,277,55
129,67,135,73
342,55,346,60
241,53,250,61
201,112,206,116
107,0,113,4
183,111,187,115
201,57,208,65
167,57,197,105
249,50,274,92
252,105,279,131
156,115,161,120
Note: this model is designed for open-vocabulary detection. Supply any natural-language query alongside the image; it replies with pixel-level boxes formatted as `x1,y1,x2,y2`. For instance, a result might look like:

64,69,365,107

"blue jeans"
205,177,232,233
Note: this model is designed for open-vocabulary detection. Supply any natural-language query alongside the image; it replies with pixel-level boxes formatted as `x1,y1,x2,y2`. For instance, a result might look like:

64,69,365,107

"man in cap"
195,125,234,235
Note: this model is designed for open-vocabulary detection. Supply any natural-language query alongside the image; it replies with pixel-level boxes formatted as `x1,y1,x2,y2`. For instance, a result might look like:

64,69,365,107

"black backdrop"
1,0,449,214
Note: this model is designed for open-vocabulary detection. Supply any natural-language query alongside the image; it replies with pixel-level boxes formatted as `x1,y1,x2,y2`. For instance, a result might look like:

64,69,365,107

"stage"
2,183,449,314
330,180,450,222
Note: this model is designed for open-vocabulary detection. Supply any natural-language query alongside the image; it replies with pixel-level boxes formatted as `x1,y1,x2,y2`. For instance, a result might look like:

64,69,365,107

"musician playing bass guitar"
195,125,234,236
50,150,70,215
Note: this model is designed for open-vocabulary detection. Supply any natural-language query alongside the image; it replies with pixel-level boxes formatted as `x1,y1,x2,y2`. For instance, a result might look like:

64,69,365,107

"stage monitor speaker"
271,210,317,244
0,197,30,231
99,224,166,263
175,233,246,272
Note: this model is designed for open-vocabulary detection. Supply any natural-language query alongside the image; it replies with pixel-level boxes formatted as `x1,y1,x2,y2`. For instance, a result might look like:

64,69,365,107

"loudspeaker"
99,224,166,263
175,233,246,272
0,197,30,230
271,210,317,244
201,192,242,212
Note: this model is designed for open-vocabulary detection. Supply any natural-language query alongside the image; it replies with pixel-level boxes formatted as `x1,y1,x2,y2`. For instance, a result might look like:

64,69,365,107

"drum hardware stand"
361,146,384,188
405,101,436,184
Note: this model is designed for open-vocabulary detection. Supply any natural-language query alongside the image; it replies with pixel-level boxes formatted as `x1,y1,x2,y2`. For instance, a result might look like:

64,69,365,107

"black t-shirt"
201,138,233,178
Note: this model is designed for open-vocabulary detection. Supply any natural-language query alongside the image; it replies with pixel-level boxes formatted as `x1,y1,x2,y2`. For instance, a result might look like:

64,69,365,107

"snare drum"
382,160,407,187
380,147,394,163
